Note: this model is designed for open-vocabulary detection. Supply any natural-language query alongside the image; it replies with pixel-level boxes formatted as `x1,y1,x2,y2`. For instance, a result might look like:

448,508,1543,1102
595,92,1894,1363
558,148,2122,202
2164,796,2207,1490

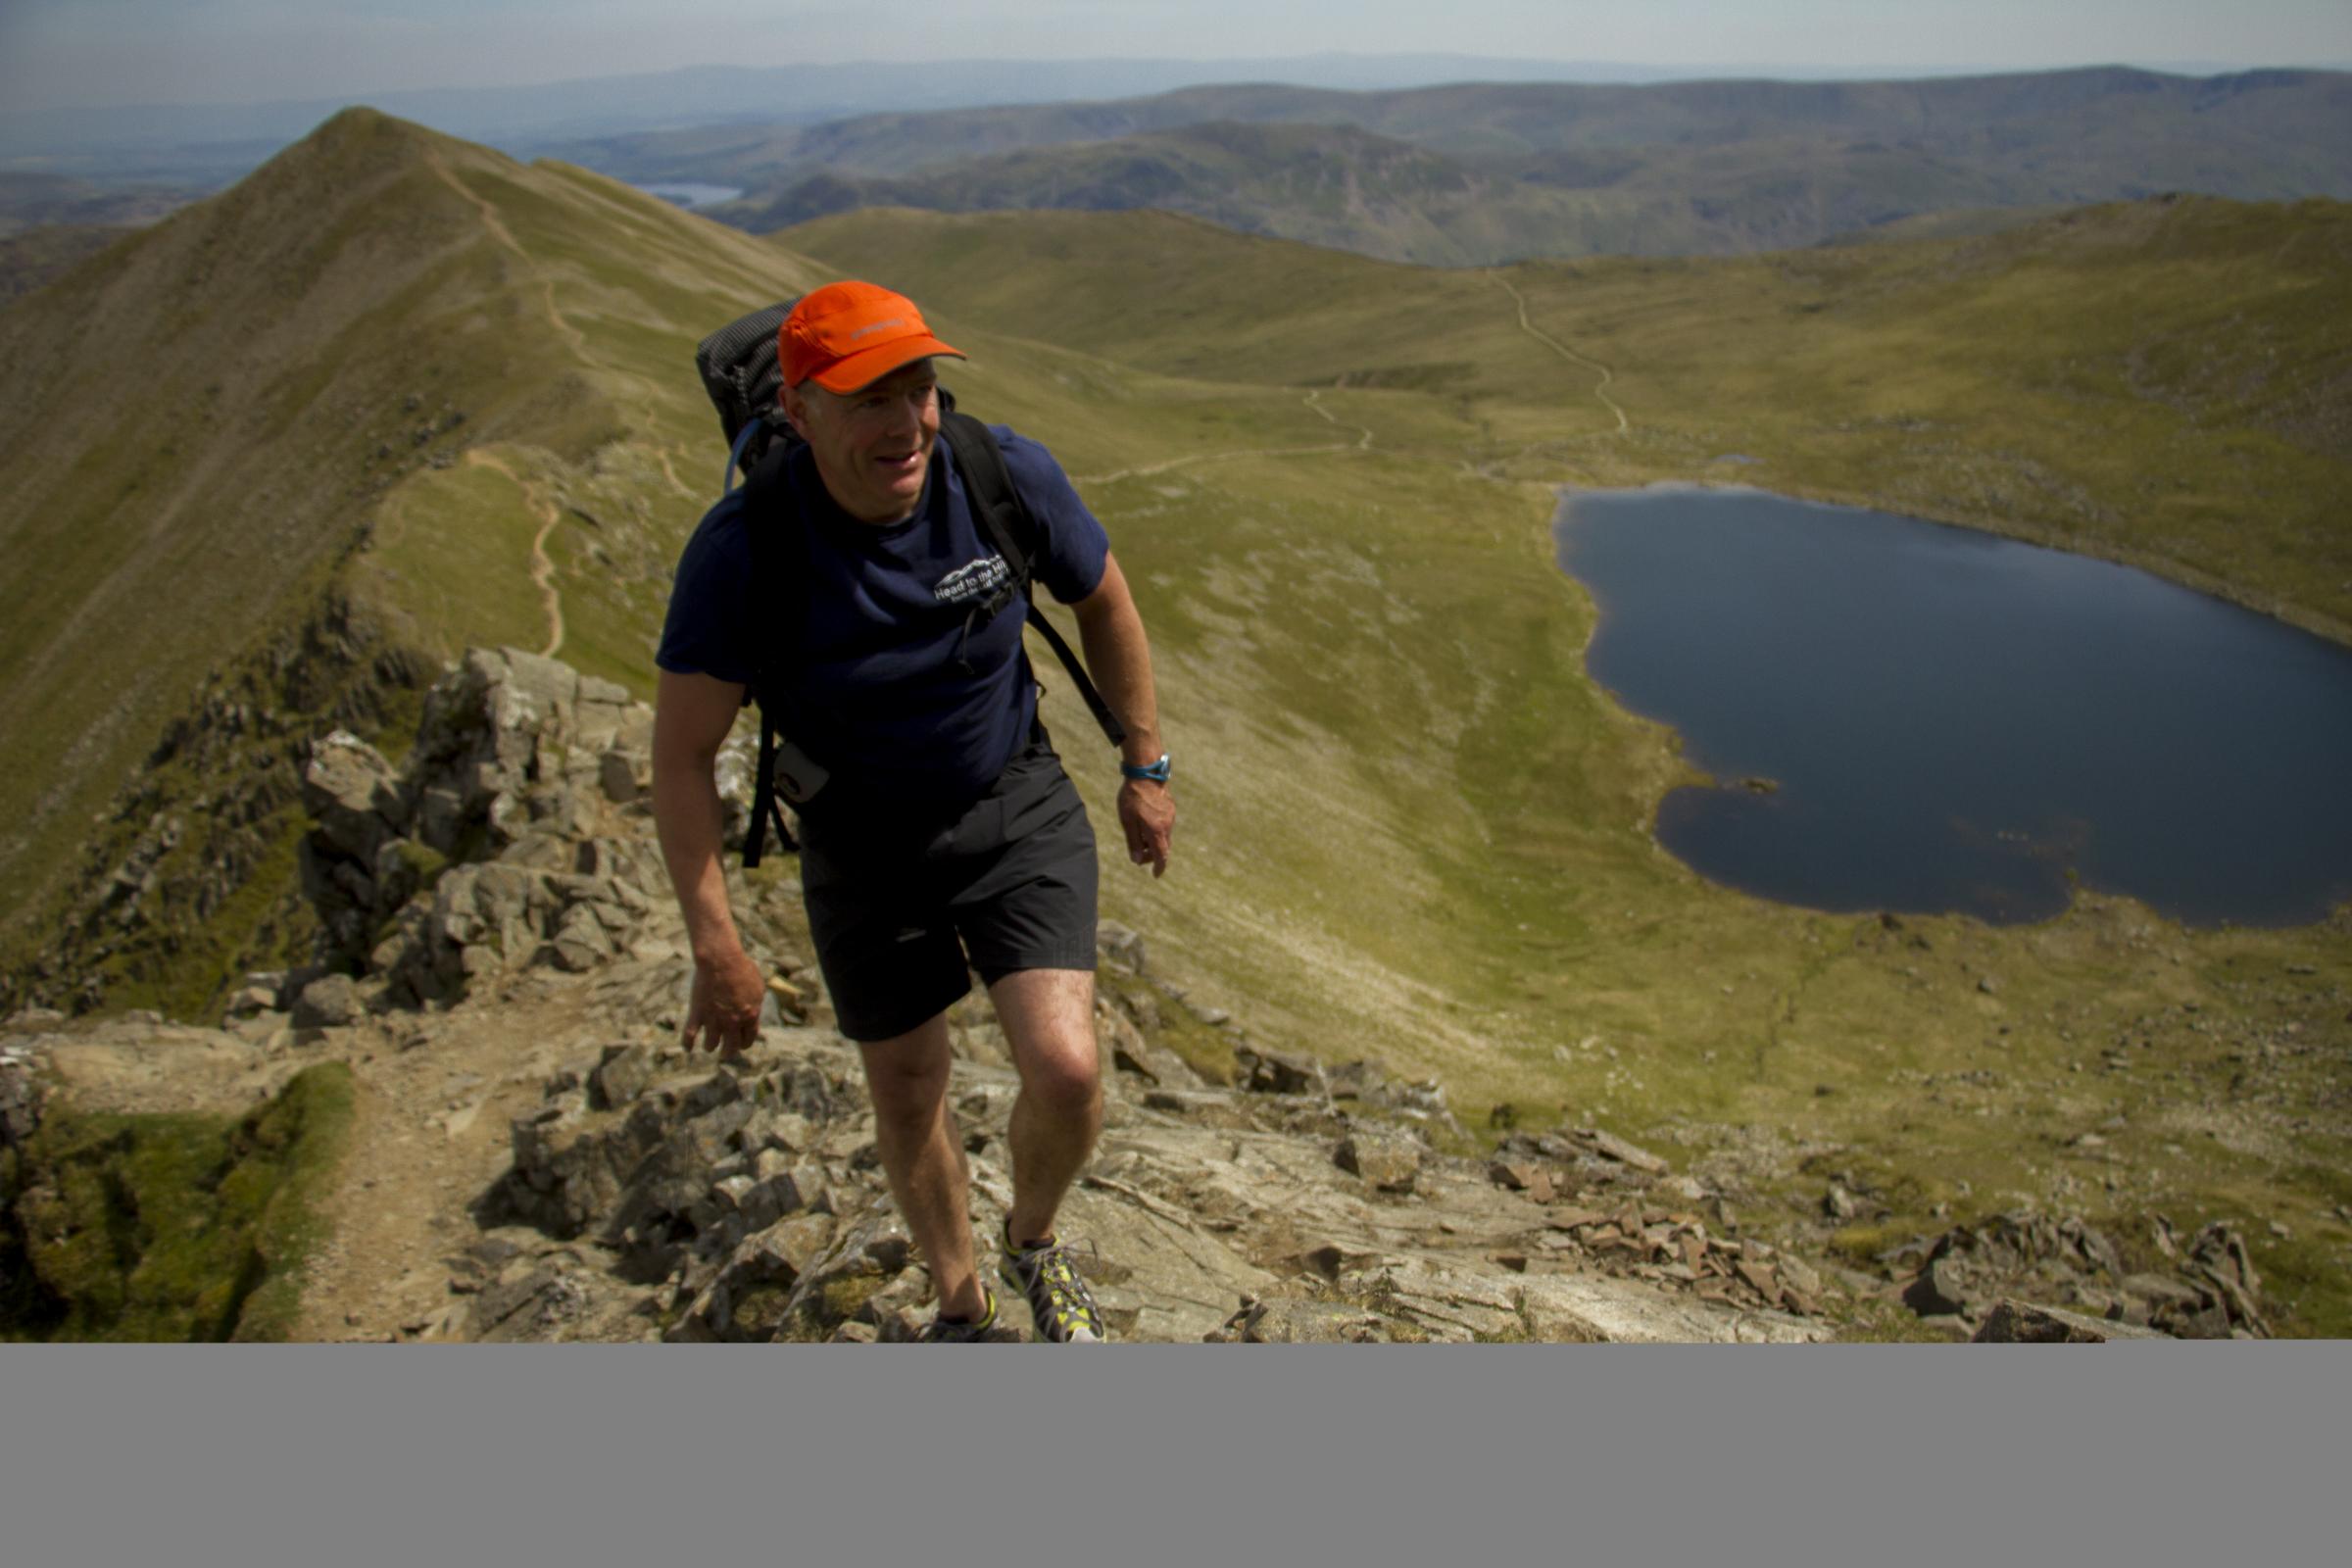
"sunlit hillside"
0,109,826,989
3,116,2347,1330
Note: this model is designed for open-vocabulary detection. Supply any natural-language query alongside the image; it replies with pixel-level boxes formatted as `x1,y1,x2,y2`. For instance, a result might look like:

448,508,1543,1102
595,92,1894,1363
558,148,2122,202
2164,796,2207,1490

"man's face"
781,359,941,525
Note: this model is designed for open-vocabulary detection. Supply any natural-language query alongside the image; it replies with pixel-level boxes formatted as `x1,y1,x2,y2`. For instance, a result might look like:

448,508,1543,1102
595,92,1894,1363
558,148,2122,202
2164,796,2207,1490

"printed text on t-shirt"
933,554,1011,606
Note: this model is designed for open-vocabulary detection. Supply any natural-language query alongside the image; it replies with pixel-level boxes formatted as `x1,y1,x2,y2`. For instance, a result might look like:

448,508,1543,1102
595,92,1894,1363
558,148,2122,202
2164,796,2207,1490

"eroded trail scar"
466,450,566,658
1489,271,1630,436
1072,389,1369,485
1304,389,1376,451
427,152,589,361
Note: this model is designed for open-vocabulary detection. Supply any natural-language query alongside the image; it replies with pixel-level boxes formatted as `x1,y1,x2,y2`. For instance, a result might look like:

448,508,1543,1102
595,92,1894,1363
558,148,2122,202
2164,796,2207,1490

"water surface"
1555,486,2352,926
635,182,743,208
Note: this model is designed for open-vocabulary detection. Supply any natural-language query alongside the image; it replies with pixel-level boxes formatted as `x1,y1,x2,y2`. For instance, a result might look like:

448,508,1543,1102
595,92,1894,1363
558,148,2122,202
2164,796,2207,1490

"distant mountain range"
0,54,1730,173
575,66,2352,263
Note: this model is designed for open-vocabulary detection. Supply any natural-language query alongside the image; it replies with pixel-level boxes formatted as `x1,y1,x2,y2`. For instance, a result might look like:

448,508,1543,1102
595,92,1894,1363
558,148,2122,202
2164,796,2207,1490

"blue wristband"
1120,754,1171,784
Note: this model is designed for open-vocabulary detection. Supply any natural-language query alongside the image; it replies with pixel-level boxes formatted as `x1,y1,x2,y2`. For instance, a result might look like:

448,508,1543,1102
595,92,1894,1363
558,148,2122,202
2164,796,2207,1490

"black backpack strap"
739,437,805,867
745,710,797,867
936,412,1128,750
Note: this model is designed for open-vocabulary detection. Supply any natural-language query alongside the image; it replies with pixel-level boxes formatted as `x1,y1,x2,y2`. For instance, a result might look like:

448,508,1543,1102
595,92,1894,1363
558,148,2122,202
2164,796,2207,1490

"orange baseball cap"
779,280,965,394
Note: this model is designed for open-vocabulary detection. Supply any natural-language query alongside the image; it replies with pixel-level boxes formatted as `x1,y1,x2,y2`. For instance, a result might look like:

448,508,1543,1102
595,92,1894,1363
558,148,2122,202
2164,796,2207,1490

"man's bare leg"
988,967,1103,1247
857,1015,987,1320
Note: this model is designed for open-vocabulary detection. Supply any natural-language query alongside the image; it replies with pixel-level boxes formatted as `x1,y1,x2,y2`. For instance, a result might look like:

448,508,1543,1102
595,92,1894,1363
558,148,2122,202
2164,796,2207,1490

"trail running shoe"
1001,1230,1107,1344
915,1287,1013,1343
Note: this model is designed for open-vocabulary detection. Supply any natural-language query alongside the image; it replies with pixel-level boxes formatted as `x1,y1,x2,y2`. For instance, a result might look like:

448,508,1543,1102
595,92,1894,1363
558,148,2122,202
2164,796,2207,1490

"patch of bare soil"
287,982,626,1342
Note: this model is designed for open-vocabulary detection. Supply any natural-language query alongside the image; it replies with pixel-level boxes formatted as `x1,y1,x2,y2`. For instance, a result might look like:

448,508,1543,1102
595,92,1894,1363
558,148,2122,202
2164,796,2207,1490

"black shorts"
797,736,1099,1043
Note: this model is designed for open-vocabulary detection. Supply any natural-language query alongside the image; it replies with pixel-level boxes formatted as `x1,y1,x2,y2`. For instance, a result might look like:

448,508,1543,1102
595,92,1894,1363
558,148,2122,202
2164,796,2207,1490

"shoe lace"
1022,1238,1103,1328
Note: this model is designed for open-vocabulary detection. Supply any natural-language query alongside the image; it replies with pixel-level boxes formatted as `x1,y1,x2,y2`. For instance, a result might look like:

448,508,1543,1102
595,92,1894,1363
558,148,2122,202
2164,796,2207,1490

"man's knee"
990,968,1102,1120
857,1016,953,1128
1022,1032,1102,1121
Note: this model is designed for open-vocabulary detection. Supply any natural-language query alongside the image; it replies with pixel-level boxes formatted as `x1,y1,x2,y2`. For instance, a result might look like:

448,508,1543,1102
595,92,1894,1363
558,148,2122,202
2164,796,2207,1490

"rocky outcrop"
1972,1299,2168,1343
15,645,2294,1344
289,646,760,1017
446,1002,1832,1346
1,1039,46,1151
1870,1208,2273,1340
3,593,430,1019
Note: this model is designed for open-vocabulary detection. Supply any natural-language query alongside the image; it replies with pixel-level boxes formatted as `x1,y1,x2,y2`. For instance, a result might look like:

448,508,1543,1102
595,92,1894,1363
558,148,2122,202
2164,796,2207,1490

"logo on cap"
781,283,965,394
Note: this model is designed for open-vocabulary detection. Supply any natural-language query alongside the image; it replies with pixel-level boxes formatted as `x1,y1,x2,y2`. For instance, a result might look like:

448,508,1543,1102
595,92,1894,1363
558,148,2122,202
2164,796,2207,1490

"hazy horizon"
4,1,2349,116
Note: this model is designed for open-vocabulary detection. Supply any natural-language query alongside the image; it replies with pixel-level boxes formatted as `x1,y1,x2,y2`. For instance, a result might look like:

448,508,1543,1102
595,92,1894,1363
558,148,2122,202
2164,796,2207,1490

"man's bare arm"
1070,551,1175,877
651,668,765,1053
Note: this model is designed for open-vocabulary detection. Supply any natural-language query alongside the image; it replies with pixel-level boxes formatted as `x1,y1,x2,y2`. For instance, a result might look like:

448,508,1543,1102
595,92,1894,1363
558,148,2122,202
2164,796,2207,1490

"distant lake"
1555,486,2352,927
635,182,742,209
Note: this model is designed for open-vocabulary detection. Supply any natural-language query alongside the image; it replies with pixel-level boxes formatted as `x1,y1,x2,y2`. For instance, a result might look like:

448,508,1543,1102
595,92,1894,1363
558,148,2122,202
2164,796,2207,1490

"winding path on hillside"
1488,271,1630,435
427,151,704,620
1304,389,1377,451
1071,389,1371,485
427,152,590,363
465,450,566,658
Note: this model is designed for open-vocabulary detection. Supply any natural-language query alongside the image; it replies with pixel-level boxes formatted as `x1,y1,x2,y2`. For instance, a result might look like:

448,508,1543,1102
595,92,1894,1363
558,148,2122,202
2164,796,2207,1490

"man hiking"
652,280,1175,1343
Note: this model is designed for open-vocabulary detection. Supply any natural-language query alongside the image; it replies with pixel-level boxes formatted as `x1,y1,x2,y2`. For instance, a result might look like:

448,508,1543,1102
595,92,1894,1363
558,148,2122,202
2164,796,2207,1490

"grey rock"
1904,1257,1972,1317
1207,1298,1396,1344
301,731,407,858
760,1160,833,1218
598,750,640,805
588,1045,651,1110
1098,921,1146,974
1575,1128,1670,1175
292,973,366,1030
223,984,280,1019
1,1055,46,1150
1335,1129,1423,1194
1236,1045,1324,1096
1974,1299,2168,1343
2189,1222,2261,1298
1777,1252,1824,1298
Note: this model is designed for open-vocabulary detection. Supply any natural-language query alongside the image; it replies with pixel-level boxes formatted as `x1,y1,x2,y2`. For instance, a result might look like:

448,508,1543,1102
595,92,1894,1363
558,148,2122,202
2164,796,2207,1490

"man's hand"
684,944,766,1056
1118,779,1175,878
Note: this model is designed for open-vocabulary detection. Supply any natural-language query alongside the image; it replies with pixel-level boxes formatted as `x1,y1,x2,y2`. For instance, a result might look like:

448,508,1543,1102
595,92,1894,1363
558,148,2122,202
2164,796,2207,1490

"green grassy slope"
2,1062,354,1342
0,108,827,976
6,122,2349,1330
785,197,2352,640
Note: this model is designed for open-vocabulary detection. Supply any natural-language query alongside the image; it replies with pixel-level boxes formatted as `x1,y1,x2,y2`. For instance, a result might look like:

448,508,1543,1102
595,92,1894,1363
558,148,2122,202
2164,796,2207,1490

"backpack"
692,298,1126,866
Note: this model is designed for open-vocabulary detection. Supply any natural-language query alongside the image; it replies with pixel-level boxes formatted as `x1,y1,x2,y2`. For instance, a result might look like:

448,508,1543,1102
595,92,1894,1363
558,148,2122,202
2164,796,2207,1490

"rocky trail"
3,648,2275,1344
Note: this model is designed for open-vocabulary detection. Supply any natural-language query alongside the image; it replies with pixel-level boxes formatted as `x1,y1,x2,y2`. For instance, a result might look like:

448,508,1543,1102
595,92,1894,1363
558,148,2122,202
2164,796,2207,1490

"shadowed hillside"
0,225,133,304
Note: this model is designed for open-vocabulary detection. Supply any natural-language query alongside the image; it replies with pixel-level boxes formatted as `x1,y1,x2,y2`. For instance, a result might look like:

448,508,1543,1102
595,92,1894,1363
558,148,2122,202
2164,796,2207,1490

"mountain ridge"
0,107,821,976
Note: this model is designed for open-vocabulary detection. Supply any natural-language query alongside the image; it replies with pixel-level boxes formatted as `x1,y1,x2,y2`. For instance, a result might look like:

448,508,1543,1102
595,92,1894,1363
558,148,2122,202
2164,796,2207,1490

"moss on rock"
1,1062,355,1342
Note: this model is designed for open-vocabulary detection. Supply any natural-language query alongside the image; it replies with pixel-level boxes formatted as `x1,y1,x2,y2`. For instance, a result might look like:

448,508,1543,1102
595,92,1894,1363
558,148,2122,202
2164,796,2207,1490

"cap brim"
808,336,966,394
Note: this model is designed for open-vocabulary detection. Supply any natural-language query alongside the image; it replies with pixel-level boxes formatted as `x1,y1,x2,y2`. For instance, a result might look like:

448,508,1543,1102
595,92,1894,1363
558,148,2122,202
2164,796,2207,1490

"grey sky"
4,0,2349,113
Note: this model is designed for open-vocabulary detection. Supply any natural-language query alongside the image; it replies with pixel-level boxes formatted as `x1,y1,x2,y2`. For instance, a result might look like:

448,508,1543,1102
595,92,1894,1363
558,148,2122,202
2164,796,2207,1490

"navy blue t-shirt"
657,425,1109,813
